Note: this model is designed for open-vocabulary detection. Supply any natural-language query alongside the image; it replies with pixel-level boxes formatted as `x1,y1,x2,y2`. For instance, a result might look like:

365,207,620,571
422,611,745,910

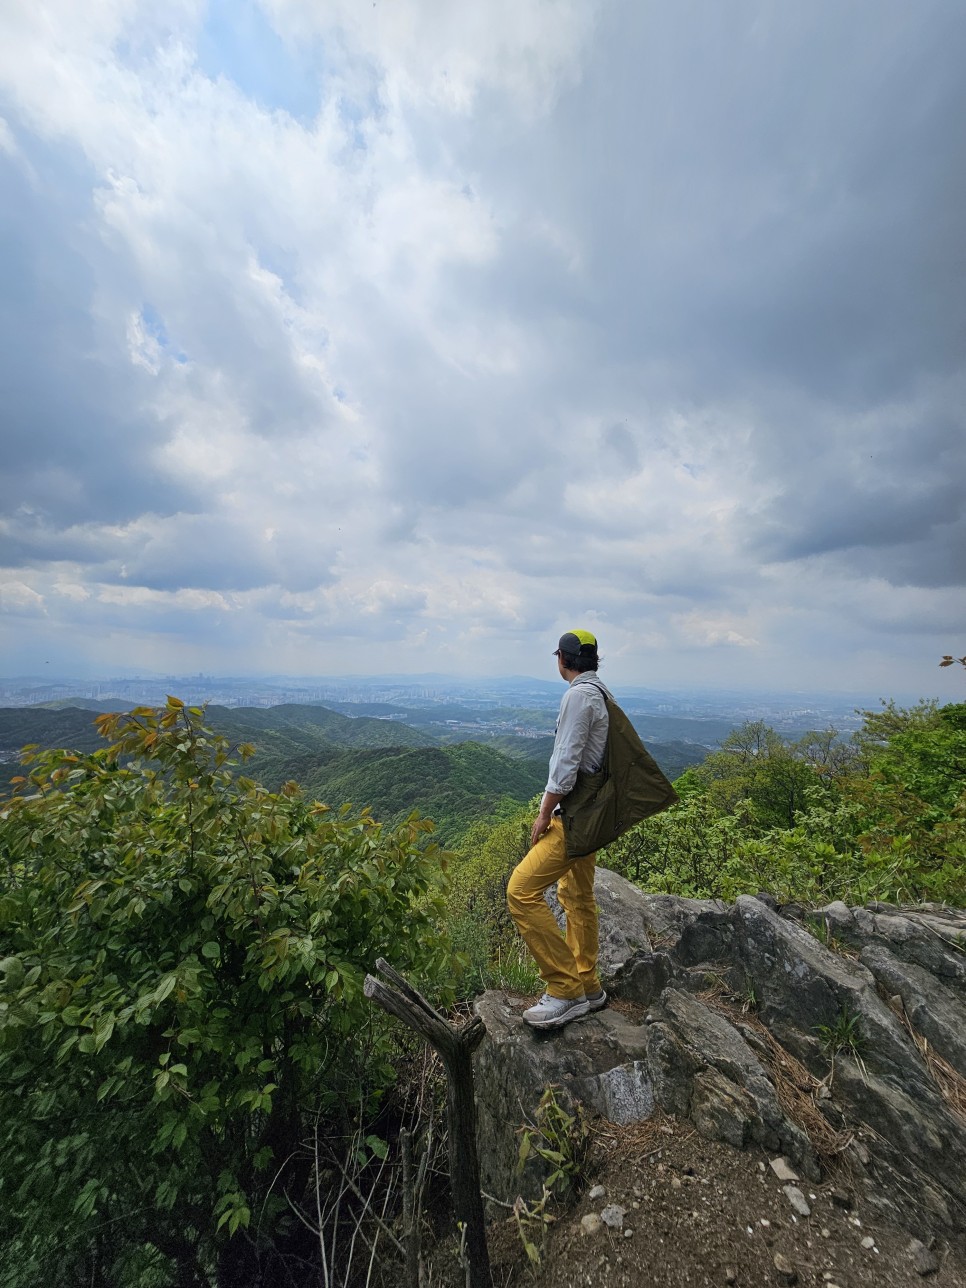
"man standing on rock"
507,629,611,1030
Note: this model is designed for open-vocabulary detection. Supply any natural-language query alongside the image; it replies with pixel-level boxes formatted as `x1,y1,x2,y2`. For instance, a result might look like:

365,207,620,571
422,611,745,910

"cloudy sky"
1,0,963,695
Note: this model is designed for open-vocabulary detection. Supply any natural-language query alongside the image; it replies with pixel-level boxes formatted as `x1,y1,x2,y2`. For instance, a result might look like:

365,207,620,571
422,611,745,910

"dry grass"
886,993,966,1125
705,992,853,1159
590,1111,683,1164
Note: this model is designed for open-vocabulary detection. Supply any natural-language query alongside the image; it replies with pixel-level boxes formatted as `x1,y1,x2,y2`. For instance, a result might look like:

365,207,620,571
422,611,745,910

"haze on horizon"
1,2,963,700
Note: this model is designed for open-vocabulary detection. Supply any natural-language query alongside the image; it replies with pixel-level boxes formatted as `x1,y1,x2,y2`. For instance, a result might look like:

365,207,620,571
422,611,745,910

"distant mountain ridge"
0,702,710,841
207,703,434,751
0,704,543,842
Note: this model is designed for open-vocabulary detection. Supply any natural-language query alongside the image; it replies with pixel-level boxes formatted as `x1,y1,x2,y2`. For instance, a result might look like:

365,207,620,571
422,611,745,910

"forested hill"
0,706,108,766
0,702,706,843
206,702,434,754
0,705,543,842
272,742,546,843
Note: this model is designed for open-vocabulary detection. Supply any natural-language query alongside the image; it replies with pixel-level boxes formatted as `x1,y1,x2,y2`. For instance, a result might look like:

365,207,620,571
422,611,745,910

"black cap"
555,629,598,656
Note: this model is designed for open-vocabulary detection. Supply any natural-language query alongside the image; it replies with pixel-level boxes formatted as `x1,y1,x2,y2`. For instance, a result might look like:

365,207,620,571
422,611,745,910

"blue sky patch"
196,0,322,125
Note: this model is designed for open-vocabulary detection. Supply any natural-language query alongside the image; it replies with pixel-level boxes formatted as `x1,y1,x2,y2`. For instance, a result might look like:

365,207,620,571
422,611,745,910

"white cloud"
0,581,46,615
0,0,963,692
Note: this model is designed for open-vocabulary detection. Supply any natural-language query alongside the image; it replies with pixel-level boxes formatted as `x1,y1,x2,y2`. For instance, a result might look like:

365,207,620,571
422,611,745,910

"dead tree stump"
364,958,490,1288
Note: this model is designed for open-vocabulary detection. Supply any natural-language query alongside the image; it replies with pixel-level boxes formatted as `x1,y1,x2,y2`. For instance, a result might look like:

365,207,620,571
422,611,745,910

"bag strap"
577,678,609,703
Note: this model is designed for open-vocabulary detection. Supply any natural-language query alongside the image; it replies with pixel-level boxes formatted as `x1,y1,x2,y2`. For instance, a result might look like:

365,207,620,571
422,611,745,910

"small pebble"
588,1185,606,1201
773,1251,797,1283
580,1213,602,1237
861,1236,875,1250
783,1185,812,1218
821,1228,831,1238
760,1218,771,1228
671,1177,682,1190
624,1228,633,1239
907,1238,940,1276
770,1157,800,1183
601,1204,626,1230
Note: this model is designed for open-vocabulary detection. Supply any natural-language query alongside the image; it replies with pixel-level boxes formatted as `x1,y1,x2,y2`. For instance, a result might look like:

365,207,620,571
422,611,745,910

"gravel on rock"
486,1118,966,1288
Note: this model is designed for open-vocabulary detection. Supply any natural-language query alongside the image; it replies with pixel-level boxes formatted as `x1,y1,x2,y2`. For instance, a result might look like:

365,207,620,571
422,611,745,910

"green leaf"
201,941,221,959
93,1014,115,1052
74,1179,99,1220
155,974,177,1003
365,1134,388,1160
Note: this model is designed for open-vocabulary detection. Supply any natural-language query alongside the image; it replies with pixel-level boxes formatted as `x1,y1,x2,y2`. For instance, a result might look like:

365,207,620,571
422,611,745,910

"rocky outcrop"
473,873,966,1241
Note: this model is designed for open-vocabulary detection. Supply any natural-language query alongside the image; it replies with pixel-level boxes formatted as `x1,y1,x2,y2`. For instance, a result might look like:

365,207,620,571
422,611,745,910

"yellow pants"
506,817,601,1001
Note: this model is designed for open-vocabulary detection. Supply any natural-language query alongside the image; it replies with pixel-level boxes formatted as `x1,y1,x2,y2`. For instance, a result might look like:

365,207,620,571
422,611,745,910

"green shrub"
0,699,455,1286
603,705,966,908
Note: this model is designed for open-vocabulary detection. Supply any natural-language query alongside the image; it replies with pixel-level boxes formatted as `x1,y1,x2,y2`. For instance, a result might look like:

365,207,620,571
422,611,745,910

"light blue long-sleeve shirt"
545,672,612,795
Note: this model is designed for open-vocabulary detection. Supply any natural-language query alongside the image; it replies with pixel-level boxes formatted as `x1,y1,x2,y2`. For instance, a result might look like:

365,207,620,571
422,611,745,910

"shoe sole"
523,1000,590,1030
585,992,608,1012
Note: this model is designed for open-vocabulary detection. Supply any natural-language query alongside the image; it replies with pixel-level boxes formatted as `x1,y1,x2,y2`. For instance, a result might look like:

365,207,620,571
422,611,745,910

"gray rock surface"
820,901,966,996
858,940,966,1076
473,874,966,1238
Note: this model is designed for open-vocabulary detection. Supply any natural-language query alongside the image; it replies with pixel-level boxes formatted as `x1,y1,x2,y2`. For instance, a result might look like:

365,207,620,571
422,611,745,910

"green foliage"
511,1189,555,1268
516,1086,590,1195
850,698,943,761
0,699,455,1286
840,702,966,899
603,709,966,907
817,1006,866,1061
687,720,826,831
0,707,108,791
444,803,537,995
2,705,547,845
299,741,544,846
210,701,436,754
603,791,757,897
512,1085,590,1264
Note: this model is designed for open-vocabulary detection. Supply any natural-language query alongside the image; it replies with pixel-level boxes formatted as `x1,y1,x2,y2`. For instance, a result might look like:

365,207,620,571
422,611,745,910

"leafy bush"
0,699,455,1286
603,708,966,907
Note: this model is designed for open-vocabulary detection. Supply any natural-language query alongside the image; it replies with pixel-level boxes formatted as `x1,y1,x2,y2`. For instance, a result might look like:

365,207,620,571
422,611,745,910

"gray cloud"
0,0,963,689
0,144,197,527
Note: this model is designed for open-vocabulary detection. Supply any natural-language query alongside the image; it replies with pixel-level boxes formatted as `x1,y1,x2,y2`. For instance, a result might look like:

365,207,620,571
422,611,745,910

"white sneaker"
584,988,608,1012
522,993,590,1030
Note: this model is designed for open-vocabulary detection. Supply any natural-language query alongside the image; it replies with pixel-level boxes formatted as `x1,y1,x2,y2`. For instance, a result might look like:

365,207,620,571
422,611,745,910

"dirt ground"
478,1115,966,1288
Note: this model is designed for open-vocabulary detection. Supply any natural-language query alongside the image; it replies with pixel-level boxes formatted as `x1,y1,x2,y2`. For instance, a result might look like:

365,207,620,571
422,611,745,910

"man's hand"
530,790,564,848
530,809,553,848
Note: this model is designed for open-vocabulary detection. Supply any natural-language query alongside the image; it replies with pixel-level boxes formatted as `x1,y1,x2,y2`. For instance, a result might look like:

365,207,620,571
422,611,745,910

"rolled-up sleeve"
545,687,594,795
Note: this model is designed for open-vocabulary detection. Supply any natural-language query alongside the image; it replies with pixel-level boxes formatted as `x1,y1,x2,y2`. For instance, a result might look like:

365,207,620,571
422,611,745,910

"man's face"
555,652,568,681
